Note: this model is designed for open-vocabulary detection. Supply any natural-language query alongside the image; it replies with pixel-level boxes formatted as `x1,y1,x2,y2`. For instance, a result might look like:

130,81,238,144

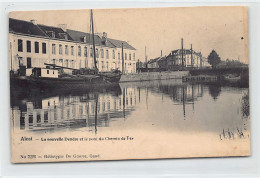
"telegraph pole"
191,44,193,67
121,43,124,74
181,38,184,70
145,46,147,62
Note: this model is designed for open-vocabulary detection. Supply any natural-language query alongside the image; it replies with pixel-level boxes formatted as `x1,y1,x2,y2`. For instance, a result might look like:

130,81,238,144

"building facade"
166,49,202,70
201,57,211,68
147,57,160,68
9,18,136,74
147,56,167,70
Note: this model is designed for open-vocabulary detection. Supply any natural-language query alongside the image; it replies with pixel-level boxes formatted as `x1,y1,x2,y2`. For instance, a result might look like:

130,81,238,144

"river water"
10,79,250,161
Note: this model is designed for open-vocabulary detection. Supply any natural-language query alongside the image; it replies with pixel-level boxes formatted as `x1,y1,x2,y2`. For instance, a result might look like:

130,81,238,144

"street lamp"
15,54,22,67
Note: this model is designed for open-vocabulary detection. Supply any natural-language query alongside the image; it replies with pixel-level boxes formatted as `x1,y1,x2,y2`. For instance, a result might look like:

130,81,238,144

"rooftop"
9,18,135,50
9,18,47,38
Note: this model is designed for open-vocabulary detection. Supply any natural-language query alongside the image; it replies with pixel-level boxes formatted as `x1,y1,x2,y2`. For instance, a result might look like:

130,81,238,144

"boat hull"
10,73,121,92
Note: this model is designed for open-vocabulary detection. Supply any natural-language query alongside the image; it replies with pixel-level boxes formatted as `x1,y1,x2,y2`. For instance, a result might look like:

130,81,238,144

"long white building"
9,18,137,74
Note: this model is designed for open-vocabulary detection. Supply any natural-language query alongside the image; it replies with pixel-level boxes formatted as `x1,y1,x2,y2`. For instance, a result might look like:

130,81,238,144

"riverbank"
120,71,189,82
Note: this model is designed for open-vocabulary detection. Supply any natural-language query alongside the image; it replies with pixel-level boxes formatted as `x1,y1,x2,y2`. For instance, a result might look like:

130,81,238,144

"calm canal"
10,79,250,159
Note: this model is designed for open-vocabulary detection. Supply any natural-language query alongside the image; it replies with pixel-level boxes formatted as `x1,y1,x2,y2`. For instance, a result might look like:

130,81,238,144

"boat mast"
181,38,184,70
91,9,98,72
121,43,124,74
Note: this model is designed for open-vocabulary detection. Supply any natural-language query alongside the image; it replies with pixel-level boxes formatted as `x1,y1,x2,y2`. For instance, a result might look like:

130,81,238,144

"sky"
9,7,249,64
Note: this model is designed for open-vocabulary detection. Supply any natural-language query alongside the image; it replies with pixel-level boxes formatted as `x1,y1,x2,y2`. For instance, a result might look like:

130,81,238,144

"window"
65,45,68,55
112,50,115,59
59,44,63,55
52,44,56,55
71,60,75,68
71,46,74,56
27,57,31,68
35,42,39,53
101,61,104,69
44,111,48,122
133,53,135,60
106,50,109,59
90,48,93,57
26,41,31,53
96,48,99,58
79,60,81,68
59,59,63,66
37,114,41,123
106,61,109,70
78,46,81,56
129,53,131,60
118,52,121,60
125,53,127,60
65,59,69,67
84,47,87,57
52,59,56,64
101,49,104,58
42,43,46,54
18,39,23,52
47,70,49,74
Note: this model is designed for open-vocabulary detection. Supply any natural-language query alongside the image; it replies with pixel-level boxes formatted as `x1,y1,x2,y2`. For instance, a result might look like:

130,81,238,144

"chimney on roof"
30,19,37,25
102,32,108,46
102,32,107,39
83,36,87,43
58,24,67,32
64,34,68,40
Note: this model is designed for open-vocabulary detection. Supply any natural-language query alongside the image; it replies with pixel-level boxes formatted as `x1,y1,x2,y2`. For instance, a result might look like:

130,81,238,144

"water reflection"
219,127,249,141
11,85,136,133
242,92,250,118
208,84,222,100
11,79,250,140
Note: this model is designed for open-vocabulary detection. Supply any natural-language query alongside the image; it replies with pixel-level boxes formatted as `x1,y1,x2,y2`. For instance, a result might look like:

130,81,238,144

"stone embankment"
120,71,189,82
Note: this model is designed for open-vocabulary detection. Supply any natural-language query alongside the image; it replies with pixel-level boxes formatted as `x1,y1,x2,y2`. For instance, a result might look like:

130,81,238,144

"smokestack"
191,44,193,67
145,46,147,63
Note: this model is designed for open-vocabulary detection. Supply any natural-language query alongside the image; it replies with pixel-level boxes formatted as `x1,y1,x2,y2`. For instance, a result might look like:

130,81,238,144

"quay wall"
120,71,189,82
189,67,248,76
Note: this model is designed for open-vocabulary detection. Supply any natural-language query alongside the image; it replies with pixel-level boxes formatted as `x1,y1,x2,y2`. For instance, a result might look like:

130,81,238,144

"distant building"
157,57,167,70
136,60,148,72
9,18,136,74
147,56,167,69
201,57,211,68
166,49,202,70
147,58,160,68
216,59,248,69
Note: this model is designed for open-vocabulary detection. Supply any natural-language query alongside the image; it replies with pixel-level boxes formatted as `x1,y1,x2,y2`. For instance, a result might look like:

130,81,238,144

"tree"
207,50,221,69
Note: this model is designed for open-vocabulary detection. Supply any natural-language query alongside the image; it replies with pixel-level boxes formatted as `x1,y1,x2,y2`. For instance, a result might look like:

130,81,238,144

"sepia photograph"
9,6,249,163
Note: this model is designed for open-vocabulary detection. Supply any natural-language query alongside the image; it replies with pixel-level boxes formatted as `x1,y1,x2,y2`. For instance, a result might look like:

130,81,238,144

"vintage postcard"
9,7,249,163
